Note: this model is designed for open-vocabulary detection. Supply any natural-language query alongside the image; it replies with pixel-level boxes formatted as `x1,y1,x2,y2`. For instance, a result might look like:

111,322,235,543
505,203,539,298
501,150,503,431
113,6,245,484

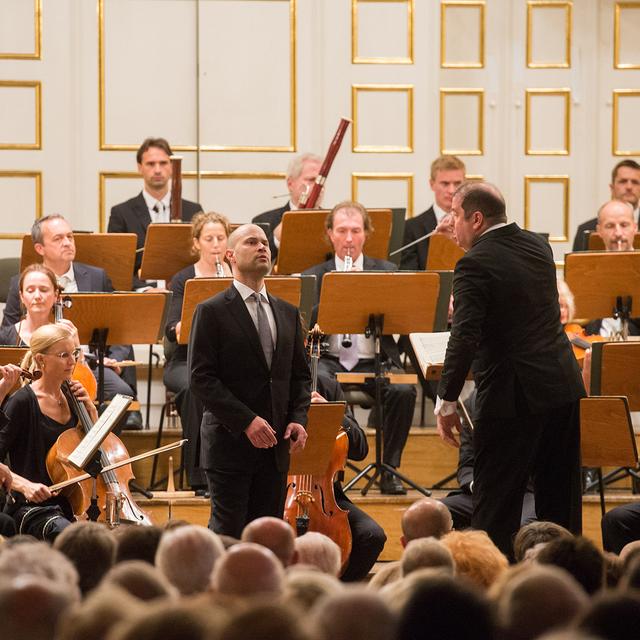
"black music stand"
317,272,440,496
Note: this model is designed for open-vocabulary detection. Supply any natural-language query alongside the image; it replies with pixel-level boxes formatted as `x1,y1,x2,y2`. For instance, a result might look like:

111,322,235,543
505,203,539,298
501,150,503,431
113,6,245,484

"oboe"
341,249,353,348
215,256,225,278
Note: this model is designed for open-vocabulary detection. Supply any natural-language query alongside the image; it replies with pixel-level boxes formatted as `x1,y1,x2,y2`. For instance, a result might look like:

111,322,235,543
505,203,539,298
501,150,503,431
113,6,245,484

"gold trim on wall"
98,0,297,152
0,171,42,239
525,89,571,155
524,175,569,242
439,89,484,156
612,90,640,155
614,1,640,69
0,0,42,60
526,1,572,69
351,172,414,217
0,81,42,150
440,1,485,69
352,84,414,153
352,0,414,64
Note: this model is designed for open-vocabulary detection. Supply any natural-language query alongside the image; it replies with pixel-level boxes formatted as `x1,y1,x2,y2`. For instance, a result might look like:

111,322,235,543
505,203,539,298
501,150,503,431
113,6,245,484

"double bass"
283,325,352,574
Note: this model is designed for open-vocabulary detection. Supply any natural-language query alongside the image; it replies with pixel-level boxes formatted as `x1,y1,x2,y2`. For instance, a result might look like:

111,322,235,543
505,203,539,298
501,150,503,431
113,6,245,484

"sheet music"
67,394,132,470
409,331,450,378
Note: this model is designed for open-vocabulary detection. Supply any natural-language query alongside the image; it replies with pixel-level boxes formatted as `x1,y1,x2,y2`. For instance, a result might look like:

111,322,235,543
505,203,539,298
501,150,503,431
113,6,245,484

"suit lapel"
72,263,89,290
133,192,152,234
268,294,286,372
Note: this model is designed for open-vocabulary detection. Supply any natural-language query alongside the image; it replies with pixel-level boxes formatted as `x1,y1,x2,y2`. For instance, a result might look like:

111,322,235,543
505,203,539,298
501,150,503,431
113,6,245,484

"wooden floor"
122,427,640,561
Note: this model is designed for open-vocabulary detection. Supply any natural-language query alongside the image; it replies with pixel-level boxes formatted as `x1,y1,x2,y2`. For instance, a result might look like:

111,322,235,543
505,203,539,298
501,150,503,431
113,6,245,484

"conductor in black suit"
436,182,585,558
189,223,311,538
107,137,202,289
400,155,465,270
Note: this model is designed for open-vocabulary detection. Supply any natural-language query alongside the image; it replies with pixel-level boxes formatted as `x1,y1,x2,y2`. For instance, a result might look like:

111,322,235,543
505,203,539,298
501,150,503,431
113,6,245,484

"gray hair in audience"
294,531,342,576
282,567,344,612
241,516,297,567
286,153,322,180
101,560,177,602
155,524,225,595
401,537,455,577
31,213,67,245
380,567,455,614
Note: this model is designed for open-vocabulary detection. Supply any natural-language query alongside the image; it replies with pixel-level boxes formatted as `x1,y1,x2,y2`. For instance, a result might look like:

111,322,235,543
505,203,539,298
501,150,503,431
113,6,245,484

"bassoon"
169,156,183,222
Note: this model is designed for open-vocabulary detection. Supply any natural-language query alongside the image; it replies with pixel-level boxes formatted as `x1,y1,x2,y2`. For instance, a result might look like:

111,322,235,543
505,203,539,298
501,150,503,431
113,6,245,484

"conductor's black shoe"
124,410,143,430
194,488,210,498
380,471,407,495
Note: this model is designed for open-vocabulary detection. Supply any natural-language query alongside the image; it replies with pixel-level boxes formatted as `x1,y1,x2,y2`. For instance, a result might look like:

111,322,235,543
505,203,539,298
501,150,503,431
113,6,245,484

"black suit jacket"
252,202,290,260
438,223,585,420
108,192,202,287
399,207,438,270
302,255,403,368
189,285,311,473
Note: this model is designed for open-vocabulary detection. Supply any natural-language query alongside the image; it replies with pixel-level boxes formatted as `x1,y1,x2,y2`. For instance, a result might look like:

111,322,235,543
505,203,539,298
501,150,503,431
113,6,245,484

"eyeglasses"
43,347,82,361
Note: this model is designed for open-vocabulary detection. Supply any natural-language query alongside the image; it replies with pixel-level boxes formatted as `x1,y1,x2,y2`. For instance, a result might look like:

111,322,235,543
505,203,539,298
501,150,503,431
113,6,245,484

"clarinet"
215,256,225,278
341,249,353,348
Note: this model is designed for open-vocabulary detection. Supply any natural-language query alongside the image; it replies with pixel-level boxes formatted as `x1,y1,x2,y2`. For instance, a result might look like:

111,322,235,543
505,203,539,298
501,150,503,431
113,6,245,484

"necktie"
153,202,165,222
339,334,359,371
57,275,70,291
252,293,274,368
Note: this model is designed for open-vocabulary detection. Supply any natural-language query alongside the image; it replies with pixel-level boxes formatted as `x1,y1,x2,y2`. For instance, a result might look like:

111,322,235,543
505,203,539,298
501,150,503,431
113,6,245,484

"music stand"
587,232,640,251
317,272,440,495
275,209,393,274
139,223,195,283
426,235,465,271
21,233,137,291
0,347,28,395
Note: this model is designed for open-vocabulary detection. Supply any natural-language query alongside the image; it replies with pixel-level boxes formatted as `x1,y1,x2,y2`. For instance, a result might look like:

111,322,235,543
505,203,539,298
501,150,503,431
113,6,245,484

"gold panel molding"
526,1,572,69
0,81,42,150
0,171,42,239
612,90,640,155
351,172,414,217
525,89,570,156
352,0,414,64
614,1,640,69
352,84,414,153
439,89,484,156
440,1,485,69
0,0,41,60
524,175,569,242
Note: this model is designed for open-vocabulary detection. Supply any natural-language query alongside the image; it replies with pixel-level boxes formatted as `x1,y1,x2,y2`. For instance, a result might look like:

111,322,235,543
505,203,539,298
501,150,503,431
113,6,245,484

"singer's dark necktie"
252,292,274,368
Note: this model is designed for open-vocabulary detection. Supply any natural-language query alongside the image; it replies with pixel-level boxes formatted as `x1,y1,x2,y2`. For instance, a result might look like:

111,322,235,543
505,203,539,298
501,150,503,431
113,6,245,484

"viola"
283,324,353,574
564,323,607,365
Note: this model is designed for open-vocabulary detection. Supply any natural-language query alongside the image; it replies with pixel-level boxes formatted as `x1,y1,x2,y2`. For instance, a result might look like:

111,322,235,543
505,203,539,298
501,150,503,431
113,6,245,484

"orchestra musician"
189,223,311,538
0,364,21,537
0,324,97,541
436,181,585,559
164,211,232,493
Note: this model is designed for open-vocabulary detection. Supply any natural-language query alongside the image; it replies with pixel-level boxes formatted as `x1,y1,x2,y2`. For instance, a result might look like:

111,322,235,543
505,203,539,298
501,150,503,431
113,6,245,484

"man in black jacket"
436,182,585,558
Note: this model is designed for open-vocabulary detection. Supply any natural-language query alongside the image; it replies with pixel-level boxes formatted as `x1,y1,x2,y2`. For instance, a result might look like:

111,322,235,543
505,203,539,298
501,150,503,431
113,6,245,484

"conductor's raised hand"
284,422,307,453
437,411,462,448
245,416,278,448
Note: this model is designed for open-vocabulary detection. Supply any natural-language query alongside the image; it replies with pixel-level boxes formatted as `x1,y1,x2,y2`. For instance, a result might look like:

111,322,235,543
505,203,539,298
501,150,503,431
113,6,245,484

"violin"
564,323,607,366
283,324,352,574
45,380,153,526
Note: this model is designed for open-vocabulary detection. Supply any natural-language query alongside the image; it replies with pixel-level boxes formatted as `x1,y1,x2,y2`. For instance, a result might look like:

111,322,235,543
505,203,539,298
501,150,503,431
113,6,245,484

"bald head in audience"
241,517,297,567
596,199,637,251
401,498,453,546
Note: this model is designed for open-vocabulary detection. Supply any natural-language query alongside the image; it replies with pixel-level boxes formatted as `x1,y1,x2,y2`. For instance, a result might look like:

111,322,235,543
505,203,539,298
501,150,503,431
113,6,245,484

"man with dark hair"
107,137,202,288
436,181,585,558
572,159,640,251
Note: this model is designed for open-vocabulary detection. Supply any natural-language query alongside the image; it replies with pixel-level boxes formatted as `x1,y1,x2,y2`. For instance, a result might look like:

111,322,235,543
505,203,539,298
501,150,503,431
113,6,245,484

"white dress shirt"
233,280,277,345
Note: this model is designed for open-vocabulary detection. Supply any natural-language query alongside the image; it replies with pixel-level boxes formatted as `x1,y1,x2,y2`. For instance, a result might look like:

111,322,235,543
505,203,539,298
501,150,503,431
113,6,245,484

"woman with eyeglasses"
0,323,96,540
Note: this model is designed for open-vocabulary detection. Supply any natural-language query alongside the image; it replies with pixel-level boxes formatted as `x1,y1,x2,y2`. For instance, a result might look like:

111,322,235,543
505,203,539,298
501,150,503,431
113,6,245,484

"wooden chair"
580,396,638,516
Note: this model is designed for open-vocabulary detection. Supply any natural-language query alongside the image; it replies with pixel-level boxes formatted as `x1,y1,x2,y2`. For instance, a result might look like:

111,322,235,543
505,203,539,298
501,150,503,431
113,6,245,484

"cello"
283,324,352,574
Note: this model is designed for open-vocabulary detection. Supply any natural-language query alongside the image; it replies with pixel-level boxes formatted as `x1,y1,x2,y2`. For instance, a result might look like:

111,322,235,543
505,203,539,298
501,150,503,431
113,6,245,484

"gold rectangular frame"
524,175,569,243
525,89,571,156
439,89,484,156
0,171,42,239
98,0,297,152
351,0,414,64
612,90,640,155
351,172,414,217
614,1,640,69
0,0,41,60
526,1,572,69
0,81,42,150
352,84,414,153
440,1,485,69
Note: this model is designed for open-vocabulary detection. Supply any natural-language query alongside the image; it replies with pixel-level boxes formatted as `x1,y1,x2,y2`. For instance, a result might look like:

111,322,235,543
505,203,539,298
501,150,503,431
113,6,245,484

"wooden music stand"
587,232,640,251
139,223,195,283
590,341,640,411
20,233,137,291
0,347,28,395
426,235,465,271
317,271,440,496
275,209,393,275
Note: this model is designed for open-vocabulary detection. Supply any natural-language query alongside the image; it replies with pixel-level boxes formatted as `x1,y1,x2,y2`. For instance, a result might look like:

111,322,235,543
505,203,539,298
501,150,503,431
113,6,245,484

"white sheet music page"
409,331,450,378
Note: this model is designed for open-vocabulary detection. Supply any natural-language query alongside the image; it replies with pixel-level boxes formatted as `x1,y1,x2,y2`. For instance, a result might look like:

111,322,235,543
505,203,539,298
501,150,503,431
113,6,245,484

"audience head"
282,567,343,612
136,137,173,196
113,524,163,565
221,602,312,640
31,214,76,273
226,224,271,278
241,517,297,567
576,591,640,640
190,211,230,261
513,521,573,563
620,539,640,567
211,542,284,597
18,263,58,320
596,199,637,251
324,200,373,262
155,524,225,595
609,159,640,209
294,531,342,576
286,153,323,208
401,536,455,577
557,280,575,325
451,181,507,250
102,560,176,602
53,521,116,596
430,155,466,213
401,498,453,546
618,552,640,591
441,530,508,590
